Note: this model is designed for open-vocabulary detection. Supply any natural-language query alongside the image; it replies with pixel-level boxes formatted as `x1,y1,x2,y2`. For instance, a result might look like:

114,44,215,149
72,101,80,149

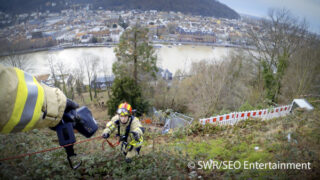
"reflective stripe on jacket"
0,64,66,133
103,114,143,137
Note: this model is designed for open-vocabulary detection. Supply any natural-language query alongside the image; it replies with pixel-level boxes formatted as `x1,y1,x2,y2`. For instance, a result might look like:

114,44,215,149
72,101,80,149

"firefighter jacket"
103,114,144,147
0,64,67,133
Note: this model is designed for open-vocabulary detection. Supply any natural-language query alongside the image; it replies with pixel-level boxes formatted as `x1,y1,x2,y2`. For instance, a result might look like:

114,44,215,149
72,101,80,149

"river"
1,45,238,82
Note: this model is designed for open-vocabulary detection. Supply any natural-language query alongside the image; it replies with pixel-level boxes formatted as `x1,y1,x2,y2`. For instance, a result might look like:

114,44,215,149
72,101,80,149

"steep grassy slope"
0,100,319,179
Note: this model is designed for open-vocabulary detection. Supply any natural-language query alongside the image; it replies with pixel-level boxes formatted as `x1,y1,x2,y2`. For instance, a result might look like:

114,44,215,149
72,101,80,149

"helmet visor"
117,108,129,116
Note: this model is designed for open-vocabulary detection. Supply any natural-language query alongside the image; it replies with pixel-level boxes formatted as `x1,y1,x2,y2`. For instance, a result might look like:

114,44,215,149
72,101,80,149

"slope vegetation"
0,99,319,179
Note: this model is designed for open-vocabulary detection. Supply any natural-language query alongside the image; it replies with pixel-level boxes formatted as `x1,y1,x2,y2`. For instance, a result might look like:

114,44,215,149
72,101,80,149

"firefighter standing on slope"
102,102,144,163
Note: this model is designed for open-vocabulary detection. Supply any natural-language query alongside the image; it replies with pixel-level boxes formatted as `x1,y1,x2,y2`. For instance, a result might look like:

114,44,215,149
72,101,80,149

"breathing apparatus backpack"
55,106,98,169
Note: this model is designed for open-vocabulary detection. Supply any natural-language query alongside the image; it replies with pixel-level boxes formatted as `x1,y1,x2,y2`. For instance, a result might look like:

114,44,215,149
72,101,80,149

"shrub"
107,77,149,117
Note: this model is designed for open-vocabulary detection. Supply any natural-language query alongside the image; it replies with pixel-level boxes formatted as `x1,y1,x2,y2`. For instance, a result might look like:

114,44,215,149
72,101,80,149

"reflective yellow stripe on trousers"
1,68,44,133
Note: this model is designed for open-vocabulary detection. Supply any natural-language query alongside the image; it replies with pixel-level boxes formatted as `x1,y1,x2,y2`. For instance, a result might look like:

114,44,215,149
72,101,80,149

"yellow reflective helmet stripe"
1,68,44,133
22,77,44,132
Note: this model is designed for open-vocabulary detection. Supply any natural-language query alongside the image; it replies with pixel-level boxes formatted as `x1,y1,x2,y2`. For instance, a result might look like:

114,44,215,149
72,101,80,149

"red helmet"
117,102,132,116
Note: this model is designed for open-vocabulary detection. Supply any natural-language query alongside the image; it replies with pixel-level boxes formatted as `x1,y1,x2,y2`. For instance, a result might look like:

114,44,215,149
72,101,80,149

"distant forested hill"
0,0,240,19
92,0,240,19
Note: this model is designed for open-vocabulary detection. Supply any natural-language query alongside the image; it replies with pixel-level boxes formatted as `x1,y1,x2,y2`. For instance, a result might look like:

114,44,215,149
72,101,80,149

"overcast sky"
219,0,320,34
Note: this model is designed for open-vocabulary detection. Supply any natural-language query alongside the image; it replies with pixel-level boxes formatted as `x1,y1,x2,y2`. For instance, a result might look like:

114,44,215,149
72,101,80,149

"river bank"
0,41,254,57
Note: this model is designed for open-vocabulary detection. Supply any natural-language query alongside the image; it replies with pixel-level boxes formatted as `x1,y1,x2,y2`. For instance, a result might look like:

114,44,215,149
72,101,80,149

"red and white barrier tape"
199,104,293,125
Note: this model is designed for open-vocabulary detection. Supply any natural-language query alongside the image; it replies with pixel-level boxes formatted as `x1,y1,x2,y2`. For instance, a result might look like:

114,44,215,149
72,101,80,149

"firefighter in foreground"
0,64,78,133
102,102,144,163
0,64,98,169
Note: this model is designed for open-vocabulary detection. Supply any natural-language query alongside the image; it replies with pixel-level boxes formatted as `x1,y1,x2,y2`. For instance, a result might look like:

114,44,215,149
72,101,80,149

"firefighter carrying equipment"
0,65,66,134
102,114,144,159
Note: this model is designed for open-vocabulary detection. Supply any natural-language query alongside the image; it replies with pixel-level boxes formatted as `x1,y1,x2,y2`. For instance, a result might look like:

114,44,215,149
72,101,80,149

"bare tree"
93,72,98,99
47,54,59,87
67,74,75,100
73,67,85,103
187,60,230,117
280,35,320,101
0,54,30,71
101,60,112,97
56,61,68,96
80,54,99,101
152,50,258,118
248,8,308,103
